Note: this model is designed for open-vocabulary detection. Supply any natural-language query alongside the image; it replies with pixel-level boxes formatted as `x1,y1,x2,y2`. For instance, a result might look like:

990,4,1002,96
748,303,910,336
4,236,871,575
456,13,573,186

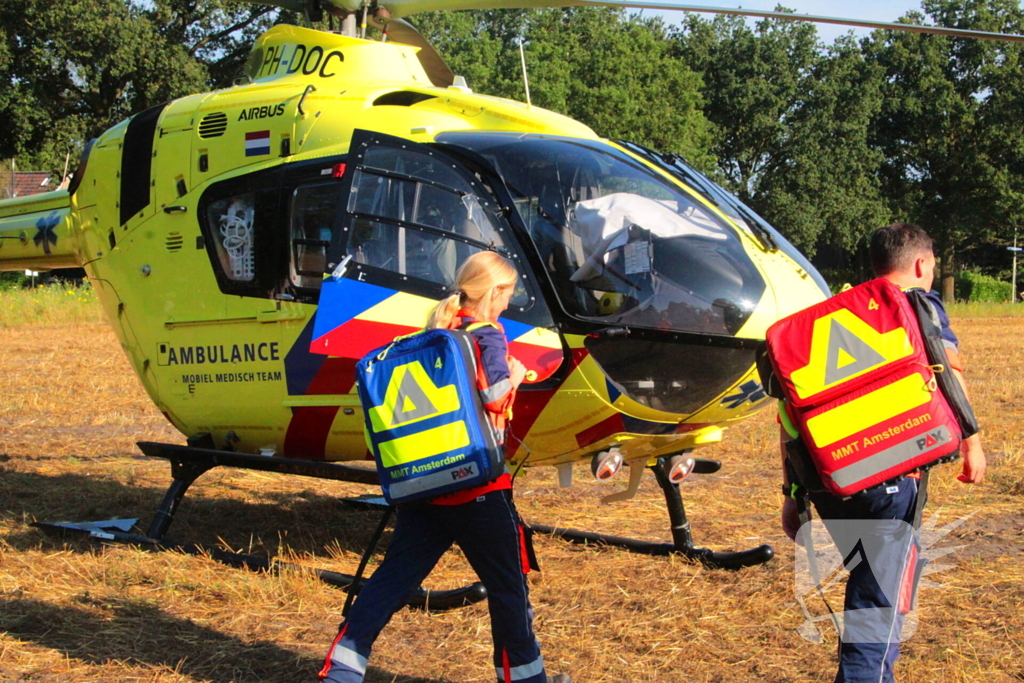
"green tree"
408,9,520,98
670,10,819,203
866,0,1024,300
0,0,278,175
151,0,281,87
973,6,1024,283
524,9,713,165
756,35,890,261
413,8,714,166
669,7,893,266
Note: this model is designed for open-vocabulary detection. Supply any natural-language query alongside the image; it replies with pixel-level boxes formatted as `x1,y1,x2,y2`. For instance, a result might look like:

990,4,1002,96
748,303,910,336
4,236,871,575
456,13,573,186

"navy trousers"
320,489,545,683
810,477,920,683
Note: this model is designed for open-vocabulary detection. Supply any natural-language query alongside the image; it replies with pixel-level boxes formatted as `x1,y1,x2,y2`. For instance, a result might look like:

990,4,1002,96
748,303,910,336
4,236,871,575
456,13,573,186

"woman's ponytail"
426,292,462,330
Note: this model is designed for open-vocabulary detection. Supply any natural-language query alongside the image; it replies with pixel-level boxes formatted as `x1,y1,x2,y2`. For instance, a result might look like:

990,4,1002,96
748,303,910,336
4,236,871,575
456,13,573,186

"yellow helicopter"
2,0,1020,579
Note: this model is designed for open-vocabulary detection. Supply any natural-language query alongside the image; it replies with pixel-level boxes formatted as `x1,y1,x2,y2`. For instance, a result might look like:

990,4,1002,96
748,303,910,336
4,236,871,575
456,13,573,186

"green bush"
0,271,27,291
955,271,1013,302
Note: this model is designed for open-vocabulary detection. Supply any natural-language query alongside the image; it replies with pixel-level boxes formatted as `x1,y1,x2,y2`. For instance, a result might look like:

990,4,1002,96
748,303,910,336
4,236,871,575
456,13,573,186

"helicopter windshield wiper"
731,203,778,252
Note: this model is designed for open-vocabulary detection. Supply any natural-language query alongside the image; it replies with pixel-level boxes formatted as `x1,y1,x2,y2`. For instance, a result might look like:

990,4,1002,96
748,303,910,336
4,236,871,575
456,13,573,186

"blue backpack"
355,328,505,504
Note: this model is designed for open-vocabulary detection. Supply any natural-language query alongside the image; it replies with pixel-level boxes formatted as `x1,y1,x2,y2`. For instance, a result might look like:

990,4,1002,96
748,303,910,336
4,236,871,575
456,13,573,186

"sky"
647,1,932,44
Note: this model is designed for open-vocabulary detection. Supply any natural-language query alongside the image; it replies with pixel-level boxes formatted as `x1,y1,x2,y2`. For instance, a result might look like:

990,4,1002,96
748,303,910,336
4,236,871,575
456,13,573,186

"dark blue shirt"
922,289,959,352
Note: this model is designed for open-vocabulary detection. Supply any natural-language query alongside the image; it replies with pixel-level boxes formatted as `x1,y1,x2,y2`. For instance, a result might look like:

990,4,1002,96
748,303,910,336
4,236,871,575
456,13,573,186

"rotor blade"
236,0,310,13
590,2,1024,44
384,17,457,88
317,0,1024,44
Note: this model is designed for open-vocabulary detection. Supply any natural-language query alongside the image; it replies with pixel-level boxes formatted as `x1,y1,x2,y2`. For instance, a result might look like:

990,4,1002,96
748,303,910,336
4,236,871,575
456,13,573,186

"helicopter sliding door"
311,130,563,382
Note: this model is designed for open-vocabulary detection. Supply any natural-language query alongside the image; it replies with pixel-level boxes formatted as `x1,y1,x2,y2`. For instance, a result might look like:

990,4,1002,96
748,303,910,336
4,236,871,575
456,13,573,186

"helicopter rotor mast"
304,0,1024,44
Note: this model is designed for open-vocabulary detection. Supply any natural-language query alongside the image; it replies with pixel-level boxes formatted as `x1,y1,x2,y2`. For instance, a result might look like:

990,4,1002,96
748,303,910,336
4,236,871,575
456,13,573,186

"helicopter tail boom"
0,190,80,272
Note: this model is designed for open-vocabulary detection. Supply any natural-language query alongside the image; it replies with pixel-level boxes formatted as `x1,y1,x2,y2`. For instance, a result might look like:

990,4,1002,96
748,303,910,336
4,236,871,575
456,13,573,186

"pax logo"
451,466,475,481
915,428,949,452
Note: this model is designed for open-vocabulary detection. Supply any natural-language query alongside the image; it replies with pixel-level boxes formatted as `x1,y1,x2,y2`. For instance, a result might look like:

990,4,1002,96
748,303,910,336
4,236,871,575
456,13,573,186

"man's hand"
948,367,985,483
957,434,986,484
782,496,801,541
507,356,528,389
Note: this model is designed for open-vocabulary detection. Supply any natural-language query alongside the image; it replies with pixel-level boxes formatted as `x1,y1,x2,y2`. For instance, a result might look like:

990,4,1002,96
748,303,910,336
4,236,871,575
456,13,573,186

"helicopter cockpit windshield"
435,133,766,336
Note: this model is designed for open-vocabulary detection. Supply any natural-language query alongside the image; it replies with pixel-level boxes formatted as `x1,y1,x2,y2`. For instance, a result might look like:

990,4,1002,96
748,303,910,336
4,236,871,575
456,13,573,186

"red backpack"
761,279,974,497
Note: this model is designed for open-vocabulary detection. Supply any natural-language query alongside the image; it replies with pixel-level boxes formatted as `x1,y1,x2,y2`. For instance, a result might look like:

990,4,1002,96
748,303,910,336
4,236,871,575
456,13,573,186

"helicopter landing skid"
136,439,381,541
59,440,486,611
530,457,775,570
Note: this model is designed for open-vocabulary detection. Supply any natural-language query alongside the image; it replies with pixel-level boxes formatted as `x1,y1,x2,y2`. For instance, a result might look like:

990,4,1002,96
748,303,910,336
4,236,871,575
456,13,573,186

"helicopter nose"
579,253,826,420
583,332,760,417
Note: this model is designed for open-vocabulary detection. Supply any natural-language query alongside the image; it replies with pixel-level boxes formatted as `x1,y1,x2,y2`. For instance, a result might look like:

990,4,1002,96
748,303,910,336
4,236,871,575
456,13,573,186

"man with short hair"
865,223,984,484
780,222,985,683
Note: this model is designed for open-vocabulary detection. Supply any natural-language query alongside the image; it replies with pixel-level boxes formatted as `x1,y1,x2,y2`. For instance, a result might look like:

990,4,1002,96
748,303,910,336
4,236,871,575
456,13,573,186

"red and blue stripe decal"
310,277,563,381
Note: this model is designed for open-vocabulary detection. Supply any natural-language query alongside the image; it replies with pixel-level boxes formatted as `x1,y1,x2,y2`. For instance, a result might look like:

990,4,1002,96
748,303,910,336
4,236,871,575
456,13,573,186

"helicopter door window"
348,215,531,309
335,135,536,312
290,183,341,290
361,146,467,194
349,217,485,288
351,173,504,248
346,164,511,278
206,194,257,282
349,150,505,249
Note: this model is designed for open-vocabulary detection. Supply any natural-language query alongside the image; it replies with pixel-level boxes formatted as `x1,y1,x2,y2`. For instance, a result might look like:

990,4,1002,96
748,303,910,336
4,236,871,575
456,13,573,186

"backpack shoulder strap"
904,289,979,438
465,321,499,333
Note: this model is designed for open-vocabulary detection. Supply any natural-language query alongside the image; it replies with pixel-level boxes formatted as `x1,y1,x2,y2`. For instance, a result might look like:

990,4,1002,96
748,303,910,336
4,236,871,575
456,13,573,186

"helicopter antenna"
519,36,532,108
341,13,357,35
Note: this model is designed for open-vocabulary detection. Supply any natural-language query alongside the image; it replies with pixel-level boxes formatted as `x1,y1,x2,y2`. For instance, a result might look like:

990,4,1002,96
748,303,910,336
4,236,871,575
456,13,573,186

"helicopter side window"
199,171,290,299
206,194,257,282
290,183,342,290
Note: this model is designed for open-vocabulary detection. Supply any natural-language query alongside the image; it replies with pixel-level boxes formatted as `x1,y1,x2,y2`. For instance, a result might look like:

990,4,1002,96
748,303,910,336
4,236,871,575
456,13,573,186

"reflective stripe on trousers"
319,489,546,683
320,626,368,683
498,652,545,682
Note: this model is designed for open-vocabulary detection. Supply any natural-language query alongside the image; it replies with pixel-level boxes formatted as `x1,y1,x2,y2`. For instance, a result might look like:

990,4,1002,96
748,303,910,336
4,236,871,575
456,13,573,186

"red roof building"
2,171,54,198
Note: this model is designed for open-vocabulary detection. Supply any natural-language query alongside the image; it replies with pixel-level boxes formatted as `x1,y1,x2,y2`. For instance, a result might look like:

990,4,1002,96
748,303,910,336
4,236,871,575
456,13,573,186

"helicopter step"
530,457,775,570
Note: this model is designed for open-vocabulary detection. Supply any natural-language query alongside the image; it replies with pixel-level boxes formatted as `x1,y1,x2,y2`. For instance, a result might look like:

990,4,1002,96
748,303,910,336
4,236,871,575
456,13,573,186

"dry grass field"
1,290,1022,683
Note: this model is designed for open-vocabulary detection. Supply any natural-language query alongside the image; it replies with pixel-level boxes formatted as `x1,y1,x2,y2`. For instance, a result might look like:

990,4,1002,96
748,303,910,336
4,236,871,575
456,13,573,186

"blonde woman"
320,251,570,683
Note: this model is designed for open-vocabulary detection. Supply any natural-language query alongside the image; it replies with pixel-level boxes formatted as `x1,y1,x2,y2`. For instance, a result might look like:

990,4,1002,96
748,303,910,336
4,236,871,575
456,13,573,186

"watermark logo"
791,508,976,644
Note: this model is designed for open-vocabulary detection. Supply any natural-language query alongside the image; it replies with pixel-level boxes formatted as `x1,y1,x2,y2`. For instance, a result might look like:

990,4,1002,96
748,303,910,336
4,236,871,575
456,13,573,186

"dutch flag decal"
245,130,271,157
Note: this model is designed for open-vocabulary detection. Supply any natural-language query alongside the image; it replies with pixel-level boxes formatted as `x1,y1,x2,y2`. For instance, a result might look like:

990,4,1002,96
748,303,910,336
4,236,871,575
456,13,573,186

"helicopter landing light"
591,448,624,481
667,454,696,484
